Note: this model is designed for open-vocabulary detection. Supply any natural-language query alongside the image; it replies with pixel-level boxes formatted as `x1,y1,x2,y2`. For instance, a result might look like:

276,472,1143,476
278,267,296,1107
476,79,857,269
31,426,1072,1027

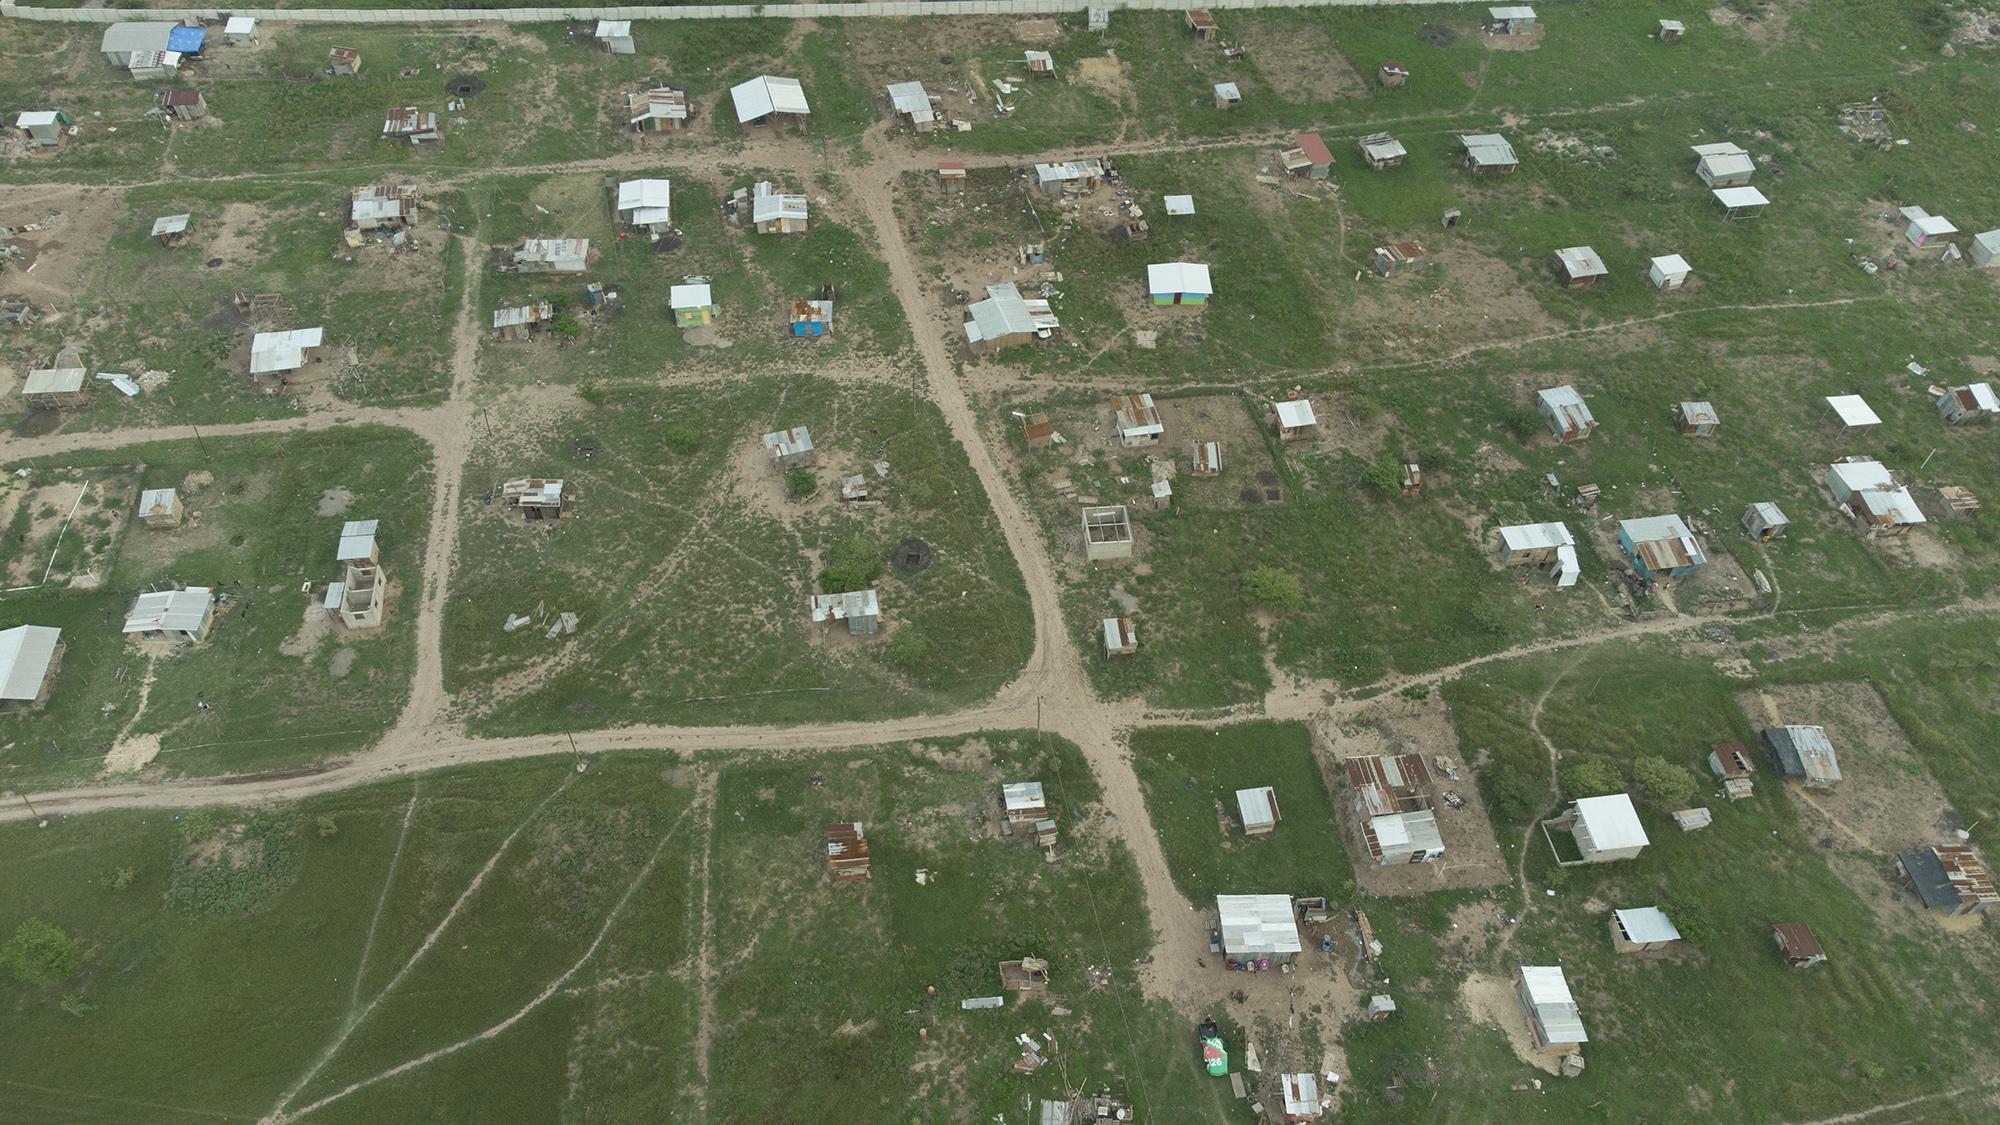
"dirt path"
1493,657,1582,960
686,771,721,1123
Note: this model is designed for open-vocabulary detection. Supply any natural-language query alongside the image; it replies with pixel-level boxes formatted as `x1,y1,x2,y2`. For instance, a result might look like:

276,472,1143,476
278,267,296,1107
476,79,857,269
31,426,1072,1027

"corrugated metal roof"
1520,965,1588,1044
1827,459,1893,496
1651,254,1691,275
1690,142,1748,158
1765,725,1841,784
1620,514,1705,569
0,625,62,701
1236,786,1278,828
250,327,324,374
1359,132,1407,161
1555,246,1607,278
595,19,630,37
1748,502,1788,527
515,239,590,270
1698,152,1755,179
1773,922,1823,959
123,587,213,634
1679,401,1720,426
1825,395,1880,427
1003,781,1046,812
1294,132,1334,165
1034,159,1104,185
1282,1074,1319,1114
629,87,688,124
1712,186,1769,209
751,181,809,225
669,282,712,310
763,426,813,459
1275,399,1316,428
101,22,174,55
1460,133,1518,166
1574,793,1648,851
16,110,61,127
148,213,191,237
731,75,809,121
616,178,671,217
1163,194,1195,215
23,367,87,394
886,80,936,125
1490,5,1537,18
1368,809,1442,857
1213,82,1241,100
139,488,177,517
337,519,378,561
1217,894,1301,955
968,282,1048,341
1615,906,1680,945
1148,262,1212,296
225,16,256,34
1853,486,1926,526
1102,616,1136,651
1498,522,1574,552
1116,393,1164,437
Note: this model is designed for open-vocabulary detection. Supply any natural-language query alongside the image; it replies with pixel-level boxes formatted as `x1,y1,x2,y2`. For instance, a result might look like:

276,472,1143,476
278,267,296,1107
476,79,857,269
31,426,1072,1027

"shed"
1618,514,1707,579
1537,384,1597,443
1825,394,1881,429
1023,412,1054,448
1380,61,1410,87
382,106,441,145
327,46,361,76
492,300,554,341
1001,781,1048,825
750,181,809,234
731,76,810,124
1897,845,1997,918
593,19,634,55
1282,132,1334,178
1460,133,1519,174
1709,741,1757,799
628,86,690,132
124,49,185,83
1033,159,1105,195
513,238,589,273
1741,502,1789,541
1825,459,1924,536
1974,229,2000,268
1712,186,1769,219
1611,906,1681,953
614,178,672,233
138,487,183,528
1236,786,1280,836
1691,142,1753,185
1899,205,1957,248
1266,398,1315,441
1554,246,1608,288
789,297,833,338
1772,922,1826,969
1365,809,1444,864
249,327,325,376
350,183,414,230
1186,9,1219,40
142,216,190,253
100,22,175,67
1191,441,1221,476
1495,523,1580,586
15,110,69,147
827,822,871,881
1147,262,1212,305
224,16,257,44
1102,615,1137,656
22,361,88,409
123,587,215,643
964,283,1058,353
0,625,64,706
1115,393,1164,446
1357,132,1407,170
1280,1073,1322,1121
1648,254,1692,290
661,282,712,329
1215,894,1301,966
937,162,967,193
336,519,379,565
1081,505,1133,561
1763,725,1840,788
332,561,383,629
1368,994,1398,1020
886,80,938,132
1024,50,1056,77
1567,793,1649,863
1489,6,1538,34
500,478,566,519
1000,957,1050,993
1937,382,2000,424
762,426,814,470
809,588,879,636
1516,966,1587,1051
1212,82,1241,110
161,88,205,121
1674,400,1720,437
1658,18,1686,41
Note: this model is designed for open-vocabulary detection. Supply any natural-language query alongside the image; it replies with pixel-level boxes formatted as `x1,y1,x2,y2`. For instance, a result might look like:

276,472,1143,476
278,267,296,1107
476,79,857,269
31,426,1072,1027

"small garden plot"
441,377,1031,733
0,465,137,591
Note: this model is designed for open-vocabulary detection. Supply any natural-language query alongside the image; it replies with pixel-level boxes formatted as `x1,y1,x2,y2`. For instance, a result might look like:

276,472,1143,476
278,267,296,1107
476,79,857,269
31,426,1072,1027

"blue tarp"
166,26,205,54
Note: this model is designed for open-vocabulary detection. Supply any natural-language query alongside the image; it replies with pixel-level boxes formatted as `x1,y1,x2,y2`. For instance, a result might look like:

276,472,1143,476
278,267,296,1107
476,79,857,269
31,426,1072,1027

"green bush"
1631,756,1700,808
178,810,216,840
819,534,883,594
109,868,136,892
316,814,339,839
2,918,84,986
1242,566,1305,615
664,423,703,455
1559,755,1625,799
165,816,303,918
1663,891,1717,948
886,628,930,673
787,469,819,498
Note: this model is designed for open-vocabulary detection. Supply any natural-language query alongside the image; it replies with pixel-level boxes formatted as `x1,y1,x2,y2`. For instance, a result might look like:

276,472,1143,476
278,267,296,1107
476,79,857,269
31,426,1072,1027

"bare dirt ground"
1238,22,1364,102
1459,971,1563,1074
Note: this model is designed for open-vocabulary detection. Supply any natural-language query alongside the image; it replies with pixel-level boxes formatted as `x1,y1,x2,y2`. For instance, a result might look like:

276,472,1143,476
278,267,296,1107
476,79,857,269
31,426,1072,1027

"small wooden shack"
1773,922,1826,969
827,821,871,882
138,488,183,528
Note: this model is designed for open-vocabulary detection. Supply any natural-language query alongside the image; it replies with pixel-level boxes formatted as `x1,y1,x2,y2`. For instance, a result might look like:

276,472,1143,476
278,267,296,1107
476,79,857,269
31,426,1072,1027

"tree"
820,534,883,594
2,918,83,986
1663,891,1717,948
1632,755,1699,808
786,469,819,498
1242,566,1305,615
1558,755,1624,799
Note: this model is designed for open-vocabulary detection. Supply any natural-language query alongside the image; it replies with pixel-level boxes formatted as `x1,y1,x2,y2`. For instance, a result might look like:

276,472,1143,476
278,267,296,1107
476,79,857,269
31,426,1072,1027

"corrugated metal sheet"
1519,965,1588,1044
1614,907,1681,945
1236,786,1278,829
1573,793,1648,851
731,75,809,121
0,625,62,701
123,587,212,634
1216,894,1301,955
1275,399,1316,429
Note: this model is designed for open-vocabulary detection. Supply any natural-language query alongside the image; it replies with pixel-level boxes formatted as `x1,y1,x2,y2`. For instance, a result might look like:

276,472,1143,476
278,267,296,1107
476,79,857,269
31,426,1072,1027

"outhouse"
1741,502,1788,541
1648,254,1691,290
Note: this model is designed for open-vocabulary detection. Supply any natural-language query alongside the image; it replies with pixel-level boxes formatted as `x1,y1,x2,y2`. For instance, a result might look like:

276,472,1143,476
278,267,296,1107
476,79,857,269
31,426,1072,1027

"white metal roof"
1712,186,1769,209
616,178,670,213
762,426,813,459
23,367,87,395
1359,133,1408,161
1555,246,1607,278
1650,253,1691,275
1679,400,1719,425
1275,399,1317,428
669,282,712,310
1282,1074,1320,1115
1236,786,1278,828
595,19,630,38
1490,6,1537,19
515,238,589,267
1163,194,1194,216
1147,262,1212,296
0,625,62,701
1460,133,1518,165
886,80,935,125
1615,906,1681,945
1024,49,1054,67
492,304,545,328
1574,792,1649,851
1698,152,1755,179
730,75,809,122
336,519,378,561
224,16,256,34
1748,501,1788,525
1371,809,1443,852
1690,142,1748,158
1619,513,1703,564
752,181,809,225
1003,781,1046,811
139,488,177,516
1520,965,1588,1044
1498,522,1574,552
1214,82,1241,100
1855,486,1926,525
1659,18,1686,31
809,588,878,622
151,213,190,237
1976,230,2000,253
1826,394,1881,427
101,22,175,55
1216,894,1301,955
351,196,402,222
17,110,61,127
1908,211,1957,237
1101,616,1134,651
123,587,213,634
250,327,324,374
1034,159,1103,186
1827,459,1893,494
1954,382,2000,412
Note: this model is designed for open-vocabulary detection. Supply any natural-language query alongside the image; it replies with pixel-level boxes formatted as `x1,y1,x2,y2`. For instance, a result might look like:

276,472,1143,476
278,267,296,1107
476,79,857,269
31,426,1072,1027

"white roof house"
514,238,590,272
1163,194,1195,216
1537,384,1597,441
615,179,671,227
138,487,178,518
1975,229,2000,266
1826,458,1899,502
123,587,214,635
1572,793,1649,860
1147,262,1213,298
1900,206,1958,245
1691,142,1754,184
964,282,1059,347
1216,894,1302,957
336,519,378,562
1649,254,1691,288
23,366,88,395
1369,809,1445,862
1236,786,1279,833
1459,133,1519,168
1519,966,1588,1045
1115,393,1164,443
17,110,63,128
223,16,257,39
669,282,712,312
1614,906,1682,946
1002,780,1046,815
594,19,634,53
1281,1074,1322,1119
1498,522,1580,586
751,182,810,227
1034,159,1104,191
1214,81,1241,103
151,213,191,238
731,76,810,123
0,625,62,702
886,80,935,126
249,327,324,375
1712,186,1769,212
1274,399,1317,430
1554,246,1608,283
1826,395,1881,428
1101,616,1136,654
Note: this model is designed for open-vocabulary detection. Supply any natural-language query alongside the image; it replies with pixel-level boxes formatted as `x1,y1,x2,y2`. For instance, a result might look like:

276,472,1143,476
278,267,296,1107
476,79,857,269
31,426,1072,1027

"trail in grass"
346,782,422,1015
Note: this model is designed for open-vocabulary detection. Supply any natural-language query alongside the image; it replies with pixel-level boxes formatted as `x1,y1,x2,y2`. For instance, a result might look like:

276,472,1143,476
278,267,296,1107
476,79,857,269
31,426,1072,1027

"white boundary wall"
2,0,1476,25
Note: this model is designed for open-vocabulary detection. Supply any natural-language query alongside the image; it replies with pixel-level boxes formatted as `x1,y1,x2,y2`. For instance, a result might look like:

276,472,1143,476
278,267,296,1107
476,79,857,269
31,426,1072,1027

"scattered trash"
503,613,531,632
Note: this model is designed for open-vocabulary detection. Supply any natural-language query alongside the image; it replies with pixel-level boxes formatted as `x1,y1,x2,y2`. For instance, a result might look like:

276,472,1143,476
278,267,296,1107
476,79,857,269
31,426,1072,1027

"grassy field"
442,376,1032,732
0,427,434,789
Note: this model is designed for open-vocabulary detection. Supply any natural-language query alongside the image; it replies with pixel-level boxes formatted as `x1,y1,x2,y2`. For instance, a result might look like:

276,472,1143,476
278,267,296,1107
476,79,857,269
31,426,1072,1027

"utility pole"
190,423,208,459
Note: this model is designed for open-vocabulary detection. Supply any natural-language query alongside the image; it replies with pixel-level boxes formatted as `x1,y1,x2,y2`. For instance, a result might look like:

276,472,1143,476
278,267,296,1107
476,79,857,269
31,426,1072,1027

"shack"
1357,132,1407,170
1648,254,1692,290
382,106,441,145
762,426,814,469
1741,502,1788,541
1148,262,1212,305
1553,793,1650,864
1281,1073,1324,1122
1279,133,1334,179
500,478,567,520
628,86,690,132
593,19,634,54
1619,514,1707,579
1023,412,1054,448
1191,441,1221,476
1900,205,1958,249
1186,9,1219,40
1275,398,1317,440
1349,752,1444,864
327,46,361,76
1115,393,1164,447
0,625,63,708
1212,82,1241,111
513,238,590,273
1002,781,1048,826
223,16,257,45
1537,384,1597,443
1380,61,1409,87
1762,725,1840,788
1516,965,1587,1052
1826,459,1925,537
329,560,384,629
1773,922,1826,969
1460,133,1519,174
122,587,215,643
1489,6,1538,34
1975,229,2000,268
1553,246,1608,288
15,110,69,147
1708,741,1757,799
492,301,554,341
1236,786,1280,836
1496,523,1580,586
670,282,715,328
1611,906,1681,953
1216,894,1301,969
1034,159,1105,195
1024,50,1056,77
886,81,939,132
160,88,205,121
249,327,325,377
336,519,379,566
937,162,967,193
1674,400,1720,437
1081,505,1133,561
827,822,871,882
731,76,810,125
1712,186,1769,220
810,589,880,636
1000,958,1050,993
1102,615,1137,655
1897,845,1997,918
1658,18,1685,41
748,181,809,234
1937,382,2000,424
350,183,414,231
1691,142,1753,186
138,487,183,528
614,179,672,233
964,283,1058,353
22,360,89,409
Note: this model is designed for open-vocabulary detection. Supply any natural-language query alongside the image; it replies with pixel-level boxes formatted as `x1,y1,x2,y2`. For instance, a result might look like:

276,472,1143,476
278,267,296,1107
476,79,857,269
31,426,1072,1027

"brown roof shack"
1022,412,1054,447
1708,742,1755,779
1772,922,1826,969
328,46,361,75
1186,9,1219,39
827,821,871,882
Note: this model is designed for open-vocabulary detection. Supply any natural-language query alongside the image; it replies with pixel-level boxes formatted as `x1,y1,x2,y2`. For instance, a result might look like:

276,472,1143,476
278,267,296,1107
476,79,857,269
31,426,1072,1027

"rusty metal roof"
1773,922,1824,959
826,821,869,862
1710,742,1755,778
1346,753,1432,816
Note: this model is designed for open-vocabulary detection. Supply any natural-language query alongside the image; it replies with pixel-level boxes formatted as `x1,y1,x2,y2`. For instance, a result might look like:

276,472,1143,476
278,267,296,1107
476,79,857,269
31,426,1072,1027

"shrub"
664,423,702,455
887,628,930,673
820,534,883,594
178,810,216,840
2,918,83,985
316,815,339,839
1360,452,1401,498
787,469,819,498
109,868,136,892
1242,566,1305,615
1558,755,1625,799
1632,756,1700,808
551,312,582,338
576,380,607,405
1664,891,1717,948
